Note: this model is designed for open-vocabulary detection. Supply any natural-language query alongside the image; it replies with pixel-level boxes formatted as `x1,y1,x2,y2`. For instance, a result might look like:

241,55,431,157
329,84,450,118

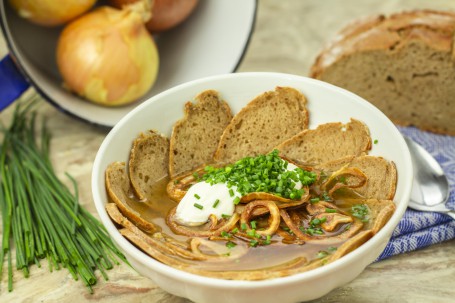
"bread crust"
129,130,169,200
213,86,309,164
169,90,233,177
311,10,455,78
310,10,455,135
276,119,372,165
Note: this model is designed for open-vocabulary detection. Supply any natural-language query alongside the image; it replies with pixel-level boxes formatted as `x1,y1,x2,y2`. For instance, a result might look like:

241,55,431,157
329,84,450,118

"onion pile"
9,0,200,106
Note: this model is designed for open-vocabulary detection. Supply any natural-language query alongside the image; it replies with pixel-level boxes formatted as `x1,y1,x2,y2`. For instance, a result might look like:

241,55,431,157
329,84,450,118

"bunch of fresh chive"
0,100,128,293
203,150,316,200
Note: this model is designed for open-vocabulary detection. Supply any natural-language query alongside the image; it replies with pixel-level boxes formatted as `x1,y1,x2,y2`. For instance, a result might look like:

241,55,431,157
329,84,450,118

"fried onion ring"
320,166,367,198
240,200,280,236
189,238,247,261
167,207,240,237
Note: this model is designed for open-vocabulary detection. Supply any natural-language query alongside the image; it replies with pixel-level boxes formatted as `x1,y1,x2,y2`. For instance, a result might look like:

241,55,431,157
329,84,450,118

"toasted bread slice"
317,155,397,200
105,162,159,233
128,130,169,200
334,198,396,235
276,119,371,165
169,90,233,178
213,86,309,164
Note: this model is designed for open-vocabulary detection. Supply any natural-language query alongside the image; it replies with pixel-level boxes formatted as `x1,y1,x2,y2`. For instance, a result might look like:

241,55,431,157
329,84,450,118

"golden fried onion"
166,206,240,237
239,200,281,236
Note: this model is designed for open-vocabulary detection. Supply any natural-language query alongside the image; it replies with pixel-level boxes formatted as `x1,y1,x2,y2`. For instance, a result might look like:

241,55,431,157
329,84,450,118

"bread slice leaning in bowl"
169,90,233,178
275,119,371,166
213,86,309,164
316,155,397,200
128,130,169,200
310,9,455,135
105,161,160,233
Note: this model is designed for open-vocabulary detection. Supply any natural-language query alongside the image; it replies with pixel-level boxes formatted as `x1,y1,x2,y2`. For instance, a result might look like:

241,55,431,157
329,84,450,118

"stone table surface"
1,0,454,302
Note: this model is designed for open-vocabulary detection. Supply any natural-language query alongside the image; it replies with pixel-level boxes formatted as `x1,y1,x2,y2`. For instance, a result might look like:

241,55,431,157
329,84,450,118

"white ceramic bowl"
92,72,413,303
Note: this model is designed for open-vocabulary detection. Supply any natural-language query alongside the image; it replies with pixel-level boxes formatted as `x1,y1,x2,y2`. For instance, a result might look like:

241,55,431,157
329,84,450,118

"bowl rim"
92,71,412,289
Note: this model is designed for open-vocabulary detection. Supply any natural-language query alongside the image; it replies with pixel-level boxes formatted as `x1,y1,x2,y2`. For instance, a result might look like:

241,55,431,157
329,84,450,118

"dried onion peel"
56,6,159,106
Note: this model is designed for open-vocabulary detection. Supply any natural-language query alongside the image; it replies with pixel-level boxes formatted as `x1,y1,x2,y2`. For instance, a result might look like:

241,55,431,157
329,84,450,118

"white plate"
0,0,257,127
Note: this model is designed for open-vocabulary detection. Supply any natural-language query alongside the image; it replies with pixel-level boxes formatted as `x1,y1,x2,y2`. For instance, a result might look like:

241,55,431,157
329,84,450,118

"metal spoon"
404,136,454,219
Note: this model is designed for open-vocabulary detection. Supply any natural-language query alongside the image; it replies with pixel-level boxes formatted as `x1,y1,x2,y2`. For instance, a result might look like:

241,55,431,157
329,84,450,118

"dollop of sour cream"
174,160,303,226
174,182,241,226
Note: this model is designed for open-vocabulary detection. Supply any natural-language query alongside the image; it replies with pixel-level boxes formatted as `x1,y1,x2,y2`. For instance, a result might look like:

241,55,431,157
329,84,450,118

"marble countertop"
1,0,454,302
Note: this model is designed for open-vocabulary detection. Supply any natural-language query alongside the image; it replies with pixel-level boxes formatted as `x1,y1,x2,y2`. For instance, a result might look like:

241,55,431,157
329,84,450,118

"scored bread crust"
213,86,309,164
276,119,372,166
169,90,233,178
310,10,455,135
129,130,169,200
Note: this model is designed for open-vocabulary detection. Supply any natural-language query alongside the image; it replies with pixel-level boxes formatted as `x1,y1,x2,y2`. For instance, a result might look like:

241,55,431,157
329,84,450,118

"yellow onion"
57,6,159,106
109,0,199,32
8,0,96,26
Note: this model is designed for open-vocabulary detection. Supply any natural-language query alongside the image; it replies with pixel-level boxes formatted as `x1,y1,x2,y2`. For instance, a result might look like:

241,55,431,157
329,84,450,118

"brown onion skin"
109,0,199,32
56,6,159,106
8,0,96,26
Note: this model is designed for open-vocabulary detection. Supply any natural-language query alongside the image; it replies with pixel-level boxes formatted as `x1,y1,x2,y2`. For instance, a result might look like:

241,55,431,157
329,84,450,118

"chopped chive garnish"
212,199,220,208
374,139,378,144
328,246,337,252
249,240,259,247
193,203,203,210
322,192,331,201
325,208,337,213
231,227,239,234
317,251,329,259
202,150,316,200
221,214,231,219
226,241,237,249
241,223,247,230
194,194,201,199
351,204,369,222
247,229,256,237
221,231,231,238
310,197,320,204
250,221,257,229
233,197,241,205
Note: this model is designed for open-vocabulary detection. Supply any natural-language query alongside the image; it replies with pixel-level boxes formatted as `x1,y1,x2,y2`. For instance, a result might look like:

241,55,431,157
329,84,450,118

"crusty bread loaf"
128,130,169,200
105,162,159,233
316,155,397,200
169,90,232,178
310,10,455,135
213,86,309,164
276,119,371,165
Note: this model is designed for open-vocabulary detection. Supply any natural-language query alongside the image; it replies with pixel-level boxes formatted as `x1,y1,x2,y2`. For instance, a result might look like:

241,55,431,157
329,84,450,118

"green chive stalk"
0,100,128,293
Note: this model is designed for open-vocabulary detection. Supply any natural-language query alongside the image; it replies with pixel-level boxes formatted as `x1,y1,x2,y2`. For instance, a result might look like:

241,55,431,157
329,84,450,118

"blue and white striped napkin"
377,126,455,260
